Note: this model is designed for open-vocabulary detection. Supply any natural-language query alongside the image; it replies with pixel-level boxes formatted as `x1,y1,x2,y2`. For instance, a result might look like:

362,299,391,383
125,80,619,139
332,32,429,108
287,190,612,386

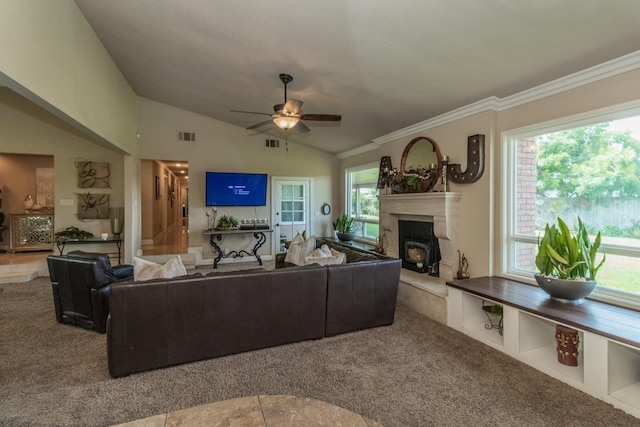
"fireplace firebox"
398,220,440,276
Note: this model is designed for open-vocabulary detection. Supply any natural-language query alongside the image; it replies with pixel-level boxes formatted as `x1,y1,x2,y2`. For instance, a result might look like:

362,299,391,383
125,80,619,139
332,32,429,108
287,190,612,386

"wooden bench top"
446,276,640,349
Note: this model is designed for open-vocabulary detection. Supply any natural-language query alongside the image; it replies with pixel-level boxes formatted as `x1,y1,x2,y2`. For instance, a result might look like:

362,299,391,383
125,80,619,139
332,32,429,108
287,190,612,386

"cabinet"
447,276,640,419
10,214,54,252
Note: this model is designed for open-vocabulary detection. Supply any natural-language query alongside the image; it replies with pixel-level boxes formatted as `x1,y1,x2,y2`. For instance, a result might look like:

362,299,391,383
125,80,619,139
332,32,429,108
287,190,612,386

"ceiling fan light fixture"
273,115,299,130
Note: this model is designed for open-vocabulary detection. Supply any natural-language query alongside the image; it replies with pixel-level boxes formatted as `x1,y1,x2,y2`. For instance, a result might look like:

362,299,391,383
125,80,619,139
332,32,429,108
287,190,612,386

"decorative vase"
534,274,597,303
110,207,124,236
336,232,355,242
556,324,580,367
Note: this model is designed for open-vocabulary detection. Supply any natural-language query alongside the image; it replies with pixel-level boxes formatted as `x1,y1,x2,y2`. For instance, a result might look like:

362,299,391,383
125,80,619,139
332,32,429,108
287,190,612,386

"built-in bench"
446,276,640,419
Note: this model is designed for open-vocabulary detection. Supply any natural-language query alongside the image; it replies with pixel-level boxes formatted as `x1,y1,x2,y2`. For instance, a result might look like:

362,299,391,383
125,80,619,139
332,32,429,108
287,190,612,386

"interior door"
271,177,312,253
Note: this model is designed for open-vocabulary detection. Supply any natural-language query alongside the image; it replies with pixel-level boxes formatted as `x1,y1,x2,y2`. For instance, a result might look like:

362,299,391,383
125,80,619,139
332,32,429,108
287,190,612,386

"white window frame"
346,162,380,244
500,100,640,310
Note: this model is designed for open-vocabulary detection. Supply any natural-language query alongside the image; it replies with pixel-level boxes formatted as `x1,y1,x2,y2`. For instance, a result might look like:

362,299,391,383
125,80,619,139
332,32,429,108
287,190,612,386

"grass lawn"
596,253,640,294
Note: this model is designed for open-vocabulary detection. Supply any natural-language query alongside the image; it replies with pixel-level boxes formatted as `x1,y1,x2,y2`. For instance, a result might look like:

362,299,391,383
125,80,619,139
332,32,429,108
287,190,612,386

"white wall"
0,0,141,261
375,110,496,278
343,62,640,280
137,98,339,258
0,0,138,155
0,88,126,252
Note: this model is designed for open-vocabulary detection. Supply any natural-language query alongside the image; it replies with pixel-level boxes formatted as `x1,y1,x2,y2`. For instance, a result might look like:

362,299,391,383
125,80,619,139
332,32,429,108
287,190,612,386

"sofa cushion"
133,255,187,281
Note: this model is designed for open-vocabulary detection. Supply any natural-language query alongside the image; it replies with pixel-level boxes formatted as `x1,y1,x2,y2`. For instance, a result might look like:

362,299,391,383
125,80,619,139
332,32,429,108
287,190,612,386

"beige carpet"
0,272,638,427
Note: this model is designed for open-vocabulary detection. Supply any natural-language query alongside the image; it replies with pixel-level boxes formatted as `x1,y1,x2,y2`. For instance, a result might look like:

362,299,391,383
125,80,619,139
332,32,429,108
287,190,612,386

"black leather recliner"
47,251,133,333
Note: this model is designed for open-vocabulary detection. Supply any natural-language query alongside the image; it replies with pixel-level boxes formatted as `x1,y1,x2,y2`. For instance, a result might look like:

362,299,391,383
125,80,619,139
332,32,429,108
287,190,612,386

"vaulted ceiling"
74,0,640,154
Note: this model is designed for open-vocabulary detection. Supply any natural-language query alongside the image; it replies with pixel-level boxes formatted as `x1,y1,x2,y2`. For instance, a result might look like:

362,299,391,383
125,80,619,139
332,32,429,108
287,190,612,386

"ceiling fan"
232,74,341,133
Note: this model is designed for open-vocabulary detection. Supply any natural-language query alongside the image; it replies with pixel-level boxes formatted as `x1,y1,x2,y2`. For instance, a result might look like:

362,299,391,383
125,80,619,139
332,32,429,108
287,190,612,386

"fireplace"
398,220,441,276
379,192,461,280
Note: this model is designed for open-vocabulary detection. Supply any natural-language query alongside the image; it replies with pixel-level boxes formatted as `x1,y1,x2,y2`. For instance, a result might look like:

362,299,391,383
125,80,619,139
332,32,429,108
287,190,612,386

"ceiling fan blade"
283,99,303,115
293,121,311,133
299,114,342,122
231,109,272,117
247,120,274,130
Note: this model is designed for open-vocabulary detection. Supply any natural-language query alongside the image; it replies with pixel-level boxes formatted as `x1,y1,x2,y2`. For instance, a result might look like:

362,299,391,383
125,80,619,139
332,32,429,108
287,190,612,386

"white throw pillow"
320,244,333,257
133,255,187,281
304,246,346,266
284,235,316,266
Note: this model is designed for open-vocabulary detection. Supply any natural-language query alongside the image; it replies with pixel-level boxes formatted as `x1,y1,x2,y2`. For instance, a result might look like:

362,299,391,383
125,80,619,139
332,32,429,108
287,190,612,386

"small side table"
55,236,123,265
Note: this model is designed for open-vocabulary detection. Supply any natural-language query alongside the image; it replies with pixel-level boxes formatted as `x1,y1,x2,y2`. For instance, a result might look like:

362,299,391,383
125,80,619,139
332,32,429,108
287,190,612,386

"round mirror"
401,136,442,173
399,137,442,191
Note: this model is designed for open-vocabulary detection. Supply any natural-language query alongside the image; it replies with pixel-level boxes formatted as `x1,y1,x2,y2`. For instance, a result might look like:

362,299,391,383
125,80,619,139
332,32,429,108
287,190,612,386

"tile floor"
0,249,51,266
112,395,381,427
141,219,189,255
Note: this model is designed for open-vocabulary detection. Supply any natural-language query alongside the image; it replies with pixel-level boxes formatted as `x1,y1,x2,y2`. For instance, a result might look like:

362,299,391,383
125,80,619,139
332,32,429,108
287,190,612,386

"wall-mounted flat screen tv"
205,172,268,206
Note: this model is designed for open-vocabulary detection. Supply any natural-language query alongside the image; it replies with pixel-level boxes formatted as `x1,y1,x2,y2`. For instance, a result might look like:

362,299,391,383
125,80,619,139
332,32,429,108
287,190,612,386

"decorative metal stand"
204,229,271,269
482,300,503,335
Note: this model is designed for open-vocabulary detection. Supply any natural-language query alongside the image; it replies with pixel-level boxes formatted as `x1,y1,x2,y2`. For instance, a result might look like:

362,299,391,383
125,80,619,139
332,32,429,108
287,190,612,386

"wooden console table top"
447,276,640,349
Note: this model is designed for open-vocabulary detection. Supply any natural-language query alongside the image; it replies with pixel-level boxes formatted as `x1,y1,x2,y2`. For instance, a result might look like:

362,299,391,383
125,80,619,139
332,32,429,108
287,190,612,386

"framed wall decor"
76,160,111,188
77,192,109,219
155,175,161,199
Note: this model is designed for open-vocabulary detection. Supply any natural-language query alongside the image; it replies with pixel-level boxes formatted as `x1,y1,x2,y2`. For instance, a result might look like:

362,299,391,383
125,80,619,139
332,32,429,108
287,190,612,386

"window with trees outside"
346,164,379,243
503,105,640,308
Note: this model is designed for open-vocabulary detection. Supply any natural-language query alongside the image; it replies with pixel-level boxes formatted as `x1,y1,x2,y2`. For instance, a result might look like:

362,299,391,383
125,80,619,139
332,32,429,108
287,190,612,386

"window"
346,164,380,242
280,183,306,224
502,104,640,308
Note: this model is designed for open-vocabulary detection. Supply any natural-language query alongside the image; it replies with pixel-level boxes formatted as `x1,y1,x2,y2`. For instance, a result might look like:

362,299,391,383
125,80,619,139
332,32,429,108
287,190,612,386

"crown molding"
336,142,378,159
372,97,501,146
498,49,640,110
339,49,640,156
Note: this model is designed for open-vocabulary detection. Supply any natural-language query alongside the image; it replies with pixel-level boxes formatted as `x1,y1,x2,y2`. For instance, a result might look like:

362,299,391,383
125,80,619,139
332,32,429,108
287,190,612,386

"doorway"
0,153,55,266
140,159,189,255
271,177,313,253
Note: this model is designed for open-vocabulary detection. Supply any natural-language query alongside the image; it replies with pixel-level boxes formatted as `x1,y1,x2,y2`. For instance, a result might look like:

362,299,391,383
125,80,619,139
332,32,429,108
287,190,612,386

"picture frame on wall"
155,176,161,199
77,193,109,219
76,160,111,188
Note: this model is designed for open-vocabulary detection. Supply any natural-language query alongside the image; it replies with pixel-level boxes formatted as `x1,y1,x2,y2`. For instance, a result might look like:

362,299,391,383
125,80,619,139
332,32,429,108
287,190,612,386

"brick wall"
516,138,537,270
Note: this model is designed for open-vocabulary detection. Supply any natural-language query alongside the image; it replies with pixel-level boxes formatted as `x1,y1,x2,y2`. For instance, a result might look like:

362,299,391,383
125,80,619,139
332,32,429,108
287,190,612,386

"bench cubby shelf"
447,276,640,419
460,292,504,347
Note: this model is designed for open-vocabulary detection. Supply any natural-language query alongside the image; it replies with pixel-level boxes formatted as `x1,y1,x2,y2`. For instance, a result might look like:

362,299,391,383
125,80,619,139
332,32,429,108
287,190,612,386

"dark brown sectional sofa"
107,241,400,378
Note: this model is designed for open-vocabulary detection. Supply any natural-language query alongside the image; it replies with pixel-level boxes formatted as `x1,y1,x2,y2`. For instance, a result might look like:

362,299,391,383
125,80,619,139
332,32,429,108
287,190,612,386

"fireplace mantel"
379,192,462,280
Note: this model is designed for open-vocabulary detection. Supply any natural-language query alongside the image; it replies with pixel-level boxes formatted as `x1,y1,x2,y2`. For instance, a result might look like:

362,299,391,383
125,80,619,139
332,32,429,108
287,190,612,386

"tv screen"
205,172,268,206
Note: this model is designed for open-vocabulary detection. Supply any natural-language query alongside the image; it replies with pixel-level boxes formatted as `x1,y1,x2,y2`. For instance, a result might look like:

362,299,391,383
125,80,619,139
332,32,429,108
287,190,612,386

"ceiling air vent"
265,139,280,148
178,131,196,142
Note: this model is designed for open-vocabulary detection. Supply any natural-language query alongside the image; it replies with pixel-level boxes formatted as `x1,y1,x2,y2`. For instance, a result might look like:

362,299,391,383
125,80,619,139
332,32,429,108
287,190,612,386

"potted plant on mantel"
333,213,358,242
534,217,606,303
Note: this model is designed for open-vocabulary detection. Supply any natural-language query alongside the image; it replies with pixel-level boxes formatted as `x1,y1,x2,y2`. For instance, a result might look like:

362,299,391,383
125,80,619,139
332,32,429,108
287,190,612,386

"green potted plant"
216,214,239,230
534,217,606,302
333,213,357,242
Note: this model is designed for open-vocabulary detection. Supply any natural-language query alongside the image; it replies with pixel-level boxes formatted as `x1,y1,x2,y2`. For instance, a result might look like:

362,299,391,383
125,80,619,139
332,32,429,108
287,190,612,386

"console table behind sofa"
447,276,640,419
